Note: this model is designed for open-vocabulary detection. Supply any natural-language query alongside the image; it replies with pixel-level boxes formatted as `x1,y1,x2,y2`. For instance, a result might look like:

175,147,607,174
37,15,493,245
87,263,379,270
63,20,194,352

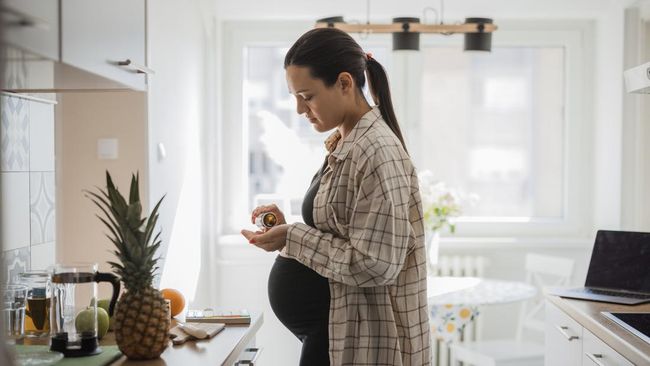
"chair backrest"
515,253,575,341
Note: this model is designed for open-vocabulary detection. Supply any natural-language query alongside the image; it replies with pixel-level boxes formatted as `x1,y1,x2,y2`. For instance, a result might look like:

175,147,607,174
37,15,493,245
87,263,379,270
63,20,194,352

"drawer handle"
555,325,579,341
235,347,263,365
585,353,605,366
117,59,155,75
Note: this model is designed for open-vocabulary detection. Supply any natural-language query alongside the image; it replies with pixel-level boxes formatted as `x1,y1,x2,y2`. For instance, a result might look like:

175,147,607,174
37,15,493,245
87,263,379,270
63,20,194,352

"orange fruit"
160,288,185,317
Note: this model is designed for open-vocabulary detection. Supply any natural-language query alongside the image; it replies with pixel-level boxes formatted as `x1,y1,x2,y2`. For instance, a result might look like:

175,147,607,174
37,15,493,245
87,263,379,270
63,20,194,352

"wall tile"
29,102,55,171
1,172,31,251
30,172,55,245
1,96,29,171
2,247,30,284
30,242,55,271
4,47,27,90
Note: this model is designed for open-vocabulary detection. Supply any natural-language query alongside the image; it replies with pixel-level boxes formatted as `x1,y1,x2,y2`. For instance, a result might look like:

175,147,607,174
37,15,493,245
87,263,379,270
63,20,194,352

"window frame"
217,19,594,241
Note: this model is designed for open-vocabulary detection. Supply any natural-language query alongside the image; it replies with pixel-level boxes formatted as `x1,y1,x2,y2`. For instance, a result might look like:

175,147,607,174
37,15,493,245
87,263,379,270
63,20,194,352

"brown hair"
284,28,408,153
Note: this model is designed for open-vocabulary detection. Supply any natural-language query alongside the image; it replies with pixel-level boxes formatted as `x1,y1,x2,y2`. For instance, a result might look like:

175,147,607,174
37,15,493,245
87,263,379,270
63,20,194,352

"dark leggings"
268,255,330,366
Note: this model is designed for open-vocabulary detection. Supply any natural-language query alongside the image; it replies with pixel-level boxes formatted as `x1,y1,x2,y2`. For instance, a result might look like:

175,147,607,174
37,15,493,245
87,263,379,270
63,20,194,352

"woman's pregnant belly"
268,255,330,337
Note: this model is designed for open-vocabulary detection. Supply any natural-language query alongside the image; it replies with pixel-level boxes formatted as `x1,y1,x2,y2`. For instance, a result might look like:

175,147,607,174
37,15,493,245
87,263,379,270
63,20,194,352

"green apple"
75,307,110,339
96,307,109,339
90,298,114,331
97,299,111,315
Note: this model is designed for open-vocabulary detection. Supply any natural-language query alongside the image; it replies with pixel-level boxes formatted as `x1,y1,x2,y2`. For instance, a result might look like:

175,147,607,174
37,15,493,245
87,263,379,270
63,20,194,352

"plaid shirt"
284,107,431,365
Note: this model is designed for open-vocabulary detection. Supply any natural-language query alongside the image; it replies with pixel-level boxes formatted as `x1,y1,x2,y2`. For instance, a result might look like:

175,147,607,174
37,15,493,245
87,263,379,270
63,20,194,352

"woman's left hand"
241,224,289,252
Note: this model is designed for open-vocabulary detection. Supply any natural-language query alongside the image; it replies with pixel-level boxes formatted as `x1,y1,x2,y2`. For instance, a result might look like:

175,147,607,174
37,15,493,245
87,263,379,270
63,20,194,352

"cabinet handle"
555,325,579,341
117,59,155,75
585,353,606,366
235,347,263,365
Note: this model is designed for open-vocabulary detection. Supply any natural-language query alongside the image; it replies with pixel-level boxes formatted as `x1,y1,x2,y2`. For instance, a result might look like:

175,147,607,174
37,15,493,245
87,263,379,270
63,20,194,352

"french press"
50,263,120,357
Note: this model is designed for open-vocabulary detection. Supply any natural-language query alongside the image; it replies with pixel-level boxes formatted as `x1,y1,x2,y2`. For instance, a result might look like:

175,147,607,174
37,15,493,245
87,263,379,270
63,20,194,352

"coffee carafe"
50,263,120,357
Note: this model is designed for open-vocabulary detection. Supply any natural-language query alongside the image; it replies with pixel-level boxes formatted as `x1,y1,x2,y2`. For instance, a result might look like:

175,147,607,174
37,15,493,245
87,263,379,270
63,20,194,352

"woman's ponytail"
366,58,409,154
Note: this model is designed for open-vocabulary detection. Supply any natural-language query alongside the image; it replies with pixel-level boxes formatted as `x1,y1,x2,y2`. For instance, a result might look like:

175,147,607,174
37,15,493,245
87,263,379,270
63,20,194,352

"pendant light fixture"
315,1,497,52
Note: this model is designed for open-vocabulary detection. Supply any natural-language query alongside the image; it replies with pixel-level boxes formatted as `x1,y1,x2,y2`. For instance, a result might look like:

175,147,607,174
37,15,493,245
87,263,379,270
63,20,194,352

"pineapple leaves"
86,171,165,292
129,173,140,205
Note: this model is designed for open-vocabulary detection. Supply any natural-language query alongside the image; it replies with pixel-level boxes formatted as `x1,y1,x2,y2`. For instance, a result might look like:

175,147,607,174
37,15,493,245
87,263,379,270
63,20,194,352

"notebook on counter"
185,309,251,324
549,230,650,305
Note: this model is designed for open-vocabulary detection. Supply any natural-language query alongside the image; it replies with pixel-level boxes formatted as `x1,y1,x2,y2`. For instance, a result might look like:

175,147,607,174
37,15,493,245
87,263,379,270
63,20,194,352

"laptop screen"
585,230,650,293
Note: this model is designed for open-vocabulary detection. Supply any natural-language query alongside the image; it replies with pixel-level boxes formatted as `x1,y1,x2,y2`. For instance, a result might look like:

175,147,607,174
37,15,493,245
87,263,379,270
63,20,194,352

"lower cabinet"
582,329,633,366
545,300,634,366
545,300,583,366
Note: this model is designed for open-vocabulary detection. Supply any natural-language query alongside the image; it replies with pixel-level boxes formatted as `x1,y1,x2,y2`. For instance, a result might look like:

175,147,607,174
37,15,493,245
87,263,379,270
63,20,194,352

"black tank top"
301,160,327,228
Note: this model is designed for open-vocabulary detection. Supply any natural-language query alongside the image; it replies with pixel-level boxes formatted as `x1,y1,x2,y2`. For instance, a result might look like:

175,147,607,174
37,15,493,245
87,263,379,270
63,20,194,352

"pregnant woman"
241,27,431,366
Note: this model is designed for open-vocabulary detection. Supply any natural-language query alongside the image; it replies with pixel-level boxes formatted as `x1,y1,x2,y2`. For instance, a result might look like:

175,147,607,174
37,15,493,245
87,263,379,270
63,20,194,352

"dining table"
427,276,537,365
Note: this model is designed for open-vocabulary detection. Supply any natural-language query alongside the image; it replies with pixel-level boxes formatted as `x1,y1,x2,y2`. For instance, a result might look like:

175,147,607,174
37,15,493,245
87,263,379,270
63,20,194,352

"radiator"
431,255,489,366
433,255,488,278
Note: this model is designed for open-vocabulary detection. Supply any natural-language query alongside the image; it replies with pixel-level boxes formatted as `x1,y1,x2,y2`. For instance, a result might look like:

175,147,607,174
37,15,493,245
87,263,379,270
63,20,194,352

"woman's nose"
296,97,308,115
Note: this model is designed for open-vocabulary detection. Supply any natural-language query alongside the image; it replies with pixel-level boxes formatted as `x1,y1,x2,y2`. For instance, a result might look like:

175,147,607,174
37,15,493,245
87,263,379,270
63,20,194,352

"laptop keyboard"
582,288,650,299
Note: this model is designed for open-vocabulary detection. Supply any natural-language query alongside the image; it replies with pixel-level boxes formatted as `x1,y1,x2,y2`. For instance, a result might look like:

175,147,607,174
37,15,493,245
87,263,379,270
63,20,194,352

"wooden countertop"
18,312,264,365
546,295,650,365
107,312,263,366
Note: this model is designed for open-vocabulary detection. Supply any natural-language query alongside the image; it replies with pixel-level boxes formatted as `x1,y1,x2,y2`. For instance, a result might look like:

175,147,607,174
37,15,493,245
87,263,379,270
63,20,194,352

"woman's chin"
312,124,333,133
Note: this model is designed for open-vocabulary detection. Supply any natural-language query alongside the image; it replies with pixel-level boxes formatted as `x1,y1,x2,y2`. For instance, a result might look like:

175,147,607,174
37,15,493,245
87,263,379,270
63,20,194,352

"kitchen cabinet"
61,0,149,91
1,0,149,91
1,0,59,60
583,328,634,366
545,300,583,366
545,296,649,366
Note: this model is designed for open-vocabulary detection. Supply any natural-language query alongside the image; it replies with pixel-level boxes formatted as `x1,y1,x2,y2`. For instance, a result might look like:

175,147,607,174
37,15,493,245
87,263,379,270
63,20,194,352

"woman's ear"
337,72,354,93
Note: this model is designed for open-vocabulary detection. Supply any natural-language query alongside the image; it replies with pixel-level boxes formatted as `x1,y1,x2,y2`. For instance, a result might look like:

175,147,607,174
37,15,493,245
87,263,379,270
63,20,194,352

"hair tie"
366,52,374,61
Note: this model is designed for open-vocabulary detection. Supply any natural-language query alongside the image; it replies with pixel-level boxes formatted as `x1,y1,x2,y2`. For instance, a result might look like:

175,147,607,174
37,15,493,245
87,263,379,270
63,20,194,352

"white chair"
449,253,575,366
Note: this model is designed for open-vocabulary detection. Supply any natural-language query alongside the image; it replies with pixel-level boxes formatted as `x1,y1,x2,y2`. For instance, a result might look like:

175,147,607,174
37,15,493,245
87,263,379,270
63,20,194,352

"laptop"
550,230,650,305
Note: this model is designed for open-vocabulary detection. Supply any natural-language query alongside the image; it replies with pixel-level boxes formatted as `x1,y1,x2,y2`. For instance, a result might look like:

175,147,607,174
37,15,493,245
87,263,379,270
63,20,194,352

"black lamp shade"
392,17,420,51
317,16,345,26
464,17,493,52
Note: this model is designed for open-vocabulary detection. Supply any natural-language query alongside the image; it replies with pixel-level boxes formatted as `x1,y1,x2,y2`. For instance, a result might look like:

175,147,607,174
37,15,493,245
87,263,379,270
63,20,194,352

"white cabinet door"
61,0,147,90
582,329,634,366
3,0,59,60
545,301,583,366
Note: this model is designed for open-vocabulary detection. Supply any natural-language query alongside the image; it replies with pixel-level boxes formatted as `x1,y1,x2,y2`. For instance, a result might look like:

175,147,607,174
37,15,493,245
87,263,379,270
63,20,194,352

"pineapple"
87,171,170,359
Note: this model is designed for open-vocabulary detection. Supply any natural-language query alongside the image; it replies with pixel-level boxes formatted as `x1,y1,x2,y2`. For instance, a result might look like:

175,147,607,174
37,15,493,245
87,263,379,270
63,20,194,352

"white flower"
418,170,477,234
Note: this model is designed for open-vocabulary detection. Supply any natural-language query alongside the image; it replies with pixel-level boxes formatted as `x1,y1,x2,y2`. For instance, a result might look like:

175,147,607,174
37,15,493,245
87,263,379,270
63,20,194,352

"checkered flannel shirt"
284,107,431,365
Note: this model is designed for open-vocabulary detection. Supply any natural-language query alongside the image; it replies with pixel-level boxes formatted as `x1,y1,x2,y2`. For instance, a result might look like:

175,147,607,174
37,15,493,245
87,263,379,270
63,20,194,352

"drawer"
545,300,583,366
583,329,633,366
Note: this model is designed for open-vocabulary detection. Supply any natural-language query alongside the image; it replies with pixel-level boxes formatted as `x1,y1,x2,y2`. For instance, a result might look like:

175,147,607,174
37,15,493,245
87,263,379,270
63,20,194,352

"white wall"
146,1,213,307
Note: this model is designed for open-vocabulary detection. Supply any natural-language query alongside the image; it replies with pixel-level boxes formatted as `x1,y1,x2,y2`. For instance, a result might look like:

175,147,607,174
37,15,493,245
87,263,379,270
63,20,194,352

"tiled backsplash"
1,93,56,283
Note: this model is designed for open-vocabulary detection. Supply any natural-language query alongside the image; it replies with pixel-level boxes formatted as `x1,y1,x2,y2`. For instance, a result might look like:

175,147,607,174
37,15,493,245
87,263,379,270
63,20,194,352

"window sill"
215,234,592,250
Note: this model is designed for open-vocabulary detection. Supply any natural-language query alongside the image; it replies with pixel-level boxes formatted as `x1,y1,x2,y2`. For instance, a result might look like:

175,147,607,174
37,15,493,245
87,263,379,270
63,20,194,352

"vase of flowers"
418,171,464,270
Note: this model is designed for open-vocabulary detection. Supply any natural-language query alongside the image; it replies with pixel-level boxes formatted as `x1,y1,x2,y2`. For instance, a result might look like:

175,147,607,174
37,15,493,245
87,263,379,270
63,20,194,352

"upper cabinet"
2,0,59,60
1,0,149,91
61,0,148,91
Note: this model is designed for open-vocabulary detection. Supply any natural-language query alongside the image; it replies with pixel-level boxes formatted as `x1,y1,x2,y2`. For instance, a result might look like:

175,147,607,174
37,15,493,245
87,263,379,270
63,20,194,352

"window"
219,21,592,239
414,47,565,219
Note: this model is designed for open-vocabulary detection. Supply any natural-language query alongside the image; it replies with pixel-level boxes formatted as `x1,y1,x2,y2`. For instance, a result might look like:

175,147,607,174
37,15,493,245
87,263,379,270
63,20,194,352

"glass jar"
17,271,52,337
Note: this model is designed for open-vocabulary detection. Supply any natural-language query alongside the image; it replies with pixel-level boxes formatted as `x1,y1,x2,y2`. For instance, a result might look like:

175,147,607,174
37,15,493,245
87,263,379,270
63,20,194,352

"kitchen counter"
14,312,263,366
106,312,263,365
546,295,650,365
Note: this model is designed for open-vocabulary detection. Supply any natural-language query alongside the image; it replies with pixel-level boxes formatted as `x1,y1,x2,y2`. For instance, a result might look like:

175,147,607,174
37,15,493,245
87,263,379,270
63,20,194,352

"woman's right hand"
251,204,287,227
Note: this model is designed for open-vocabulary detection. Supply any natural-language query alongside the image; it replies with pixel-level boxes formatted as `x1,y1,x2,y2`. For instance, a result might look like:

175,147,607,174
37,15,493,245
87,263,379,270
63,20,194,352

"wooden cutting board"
169,322,226,345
